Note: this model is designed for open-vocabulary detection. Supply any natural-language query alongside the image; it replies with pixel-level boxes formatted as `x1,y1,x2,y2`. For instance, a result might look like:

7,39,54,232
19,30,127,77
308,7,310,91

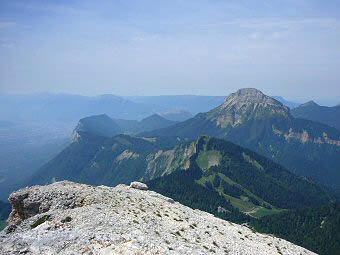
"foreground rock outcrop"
0,181,315,255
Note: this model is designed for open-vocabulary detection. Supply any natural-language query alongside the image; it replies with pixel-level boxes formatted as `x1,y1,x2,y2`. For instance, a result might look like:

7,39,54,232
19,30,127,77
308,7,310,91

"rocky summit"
0,181,315,255
210,88,290,128
223,88,284,107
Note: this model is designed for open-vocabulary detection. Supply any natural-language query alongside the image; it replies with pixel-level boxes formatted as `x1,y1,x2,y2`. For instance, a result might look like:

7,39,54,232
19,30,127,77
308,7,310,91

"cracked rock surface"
0,181,315,255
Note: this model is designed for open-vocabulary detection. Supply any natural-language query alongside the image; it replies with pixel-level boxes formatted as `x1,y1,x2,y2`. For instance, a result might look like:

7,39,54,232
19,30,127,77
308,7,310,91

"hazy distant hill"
272,96,300,109
128,95,300,113
73,114,177,139
73,115,122,138
143,88,340,190
115,114,177,134
0,93,180,201
0,94,164,122
0,94,223,123
126,95,226,115
159,110,193,121
291,101,340,130
0,93,299,123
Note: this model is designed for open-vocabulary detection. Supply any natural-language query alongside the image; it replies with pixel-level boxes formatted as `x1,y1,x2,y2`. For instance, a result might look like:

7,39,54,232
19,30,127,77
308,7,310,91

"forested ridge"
252,203,340,255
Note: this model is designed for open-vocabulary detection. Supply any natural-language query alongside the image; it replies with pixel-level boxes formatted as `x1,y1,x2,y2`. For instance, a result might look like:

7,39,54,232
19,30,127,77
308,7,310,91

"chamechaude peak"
208,88,290,128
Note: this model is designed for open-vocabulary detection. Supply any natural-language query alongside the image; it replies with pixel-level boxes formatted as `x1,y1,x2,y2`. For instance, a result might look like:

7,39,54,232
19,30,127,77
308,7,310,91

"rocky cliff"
0,181,315,255
210,88,290,128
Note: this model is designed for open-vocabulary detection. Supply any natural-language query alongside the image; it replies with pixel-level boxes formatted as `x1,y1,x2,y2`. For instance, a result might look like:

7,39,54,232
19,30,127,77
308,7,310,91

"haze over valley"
1,1,340,254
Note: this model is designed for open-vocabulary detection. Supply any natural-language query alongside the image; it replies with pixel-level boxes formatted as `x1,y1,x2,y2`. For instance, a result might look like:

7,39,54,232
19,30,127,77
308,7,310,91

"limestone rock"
212,88,290,128
0,181,316,255
130,181,148,190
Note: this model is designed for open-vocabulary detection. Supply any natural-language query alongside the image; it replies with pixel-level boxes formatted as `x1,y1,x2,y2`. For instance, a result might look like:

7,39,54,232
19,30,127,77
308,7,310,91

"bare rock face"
209,88,290,128
223,88,285,107
0,181,316,255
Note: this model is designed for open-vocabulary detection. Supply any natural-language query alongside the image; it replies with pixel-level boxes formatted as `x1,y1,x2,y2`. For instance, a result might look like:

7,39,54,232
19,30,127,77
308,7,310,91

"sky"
0,0,339,104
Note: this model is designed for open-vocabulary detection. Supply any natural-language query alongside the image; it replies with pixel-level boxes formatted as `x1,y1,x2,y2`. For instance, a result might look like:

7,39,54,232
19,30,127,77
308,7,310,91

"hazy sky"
0,0,339,103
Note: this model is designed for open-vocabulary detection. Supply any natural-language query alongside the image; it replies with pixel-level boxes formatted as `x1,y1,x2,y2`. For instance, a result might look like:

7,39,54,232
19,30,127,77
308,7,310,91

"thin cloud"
11,2,93,17
202,18,340,30
0,22,16,29
0,43,14,48
0,1,339,100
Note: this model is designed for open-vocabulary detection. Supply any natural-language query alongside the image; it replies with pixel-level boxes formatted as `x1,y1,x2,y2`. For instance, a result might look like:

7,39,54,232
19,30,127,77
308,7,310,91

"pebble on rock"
129,181,148,190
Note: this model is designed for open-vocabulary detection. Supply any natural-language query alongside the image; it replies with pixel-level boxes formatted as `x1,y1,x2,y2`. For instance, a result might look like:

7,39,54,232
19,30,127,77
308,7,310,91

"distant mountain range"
272,96,300,109
127,95,301,112
291,101,340,130
0,94,163,122
0,93,196,200
158,110,193,122
143,88,340,190
125,95,226,115
0,93,300,123
0,112,177,201
0,94,219,123
31,89,340,191
19,89,340,254
115,114,177,134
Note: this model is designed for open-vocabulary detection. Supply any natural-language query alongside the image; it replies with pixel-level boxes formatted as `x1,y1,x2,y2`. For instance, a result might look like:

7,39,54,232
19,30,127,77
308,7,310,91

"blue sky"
0,0,339,104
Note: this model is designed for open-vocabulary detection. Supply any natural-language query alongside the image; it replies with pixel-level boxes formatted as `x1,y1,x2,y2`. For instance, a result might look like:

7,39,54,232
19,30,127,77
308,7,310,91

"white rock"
129,181,148,190
0,181,316,255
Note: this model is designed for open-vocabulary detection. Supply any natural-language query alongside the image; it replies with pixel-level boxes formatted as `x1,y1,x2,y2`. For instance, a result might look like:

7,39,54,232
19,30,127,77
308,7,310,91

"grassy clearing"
217,173,274,210
195,172,283,219
196,150,222,170
195,174,215,186
224,193,254,212
251,207,283,218
242,152,264,171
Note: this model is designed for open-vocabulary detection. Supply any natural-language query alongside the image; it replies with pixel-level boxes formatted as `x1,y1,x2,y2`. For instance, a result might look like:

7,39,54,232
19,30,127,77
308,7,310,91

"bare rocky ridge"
223,88,285,107
0,181,316,255
209,88,290,128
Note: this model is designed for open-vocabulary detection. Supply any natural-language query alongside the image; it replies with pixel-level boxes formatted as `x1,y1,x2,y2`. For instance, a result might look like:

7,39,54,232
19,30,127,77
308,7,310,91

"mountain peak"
225,88,282,106
235,87,265,96
300,100,319,107
209,88,289,127
141,113,164,122
73,114,121,140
